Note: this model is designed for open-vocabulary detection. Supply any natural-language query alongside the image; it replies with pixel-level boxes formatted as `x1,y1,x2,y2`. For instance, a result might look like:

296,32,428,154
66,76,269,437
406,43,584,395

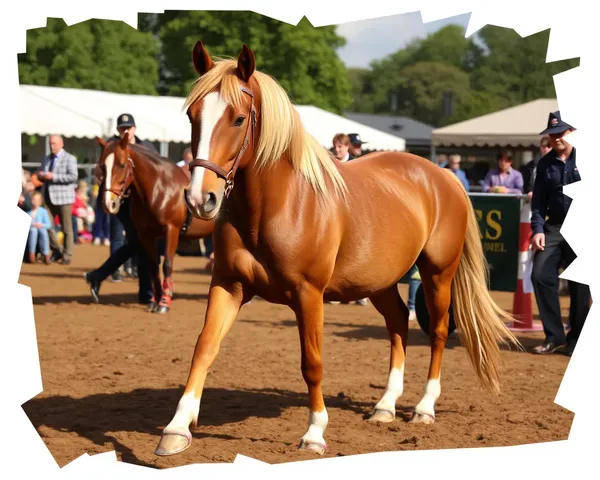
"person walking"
84,113,159,305
530,111,591,357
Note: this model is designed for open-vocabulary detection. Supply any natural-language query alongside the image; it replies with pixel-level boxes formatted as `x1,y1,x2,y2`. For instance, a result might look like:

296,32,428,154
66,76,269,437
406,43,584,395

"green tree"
346,67,375,112
391,62,472,126
346,26,482,121
154,11,351,113
471,26,579,105
344,24,579,126
19,18,159,95
409,24,483,72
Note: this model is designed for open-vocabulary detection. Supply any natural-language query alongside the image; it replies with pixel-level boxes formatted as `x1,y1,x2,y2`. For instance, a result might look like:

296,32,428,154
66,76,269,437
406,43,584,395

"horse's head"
184,40,258,220
96,132,134,215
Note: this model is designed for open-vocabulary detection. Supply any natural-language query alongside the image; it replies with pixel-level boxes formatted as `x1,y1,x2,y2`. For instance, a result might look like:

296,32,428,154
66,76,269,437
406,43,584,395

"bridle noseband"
188,86,257,198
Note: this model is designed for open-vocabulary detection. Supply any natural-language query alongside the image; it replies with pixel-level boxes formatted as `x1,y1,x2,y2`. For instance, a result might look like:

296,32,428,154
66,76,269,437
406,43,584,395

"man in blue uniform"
530,111,590,356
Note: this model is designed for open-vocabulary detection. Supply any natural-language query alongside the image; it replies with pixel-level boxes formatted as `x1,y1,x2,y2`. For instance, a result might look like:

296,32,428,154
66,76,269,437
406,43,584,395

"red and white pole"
510,199,543,332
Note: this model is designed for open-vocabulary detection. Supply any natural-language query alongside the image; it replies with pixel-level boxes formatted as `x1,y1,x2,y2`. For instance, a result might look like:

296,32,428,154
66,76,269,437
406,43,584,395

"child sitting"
27,191,53,264
73,183,95,243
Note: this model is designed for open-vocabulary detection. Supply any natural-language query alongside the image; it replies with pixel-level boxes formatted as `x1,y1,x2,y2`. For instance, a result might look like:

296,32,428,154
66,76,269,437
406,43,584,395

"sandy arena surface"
19,244,574,469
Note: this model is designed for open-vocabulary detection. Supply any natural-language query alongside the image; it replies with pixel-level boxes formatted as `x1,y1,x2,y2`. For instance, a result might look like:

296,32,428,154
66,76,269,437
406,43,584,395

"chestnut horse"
97,134,215,313
154,42,522,456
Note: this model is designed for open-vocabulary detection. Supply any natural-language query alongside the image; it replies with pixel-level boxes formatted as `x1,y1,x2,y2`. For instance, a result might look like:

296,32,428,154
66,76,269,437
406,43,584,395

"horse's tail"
450,179,523,393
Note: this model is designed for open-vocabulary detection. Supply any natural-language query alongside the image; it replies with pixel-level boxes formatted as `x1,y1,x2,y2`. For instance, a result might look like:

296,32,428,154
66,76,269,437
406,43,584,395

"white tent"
19,84,406,152
431,98,559,148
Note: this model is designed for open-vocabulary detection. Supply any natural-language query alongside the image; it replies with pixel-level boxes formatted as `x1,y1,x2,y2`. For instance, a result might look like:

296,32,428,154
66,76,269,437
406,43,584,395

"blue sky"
334,12,472,69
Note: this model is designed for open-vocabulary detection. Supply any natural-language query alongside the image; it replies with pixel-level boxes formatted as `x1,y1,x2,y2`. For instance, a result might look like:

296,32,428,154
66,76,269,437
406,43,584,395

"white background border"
3,0,599,478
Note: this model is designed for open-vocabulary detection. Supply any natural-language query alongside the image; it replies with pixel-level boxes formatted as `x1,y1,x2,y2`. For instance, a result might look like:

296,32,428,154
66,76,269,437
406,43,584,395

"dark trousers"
92,200,153,303
110,211,135,272
110,213,125,254
531,224,591,351
204,234,214,257
72,216,79,244
92,202,110,240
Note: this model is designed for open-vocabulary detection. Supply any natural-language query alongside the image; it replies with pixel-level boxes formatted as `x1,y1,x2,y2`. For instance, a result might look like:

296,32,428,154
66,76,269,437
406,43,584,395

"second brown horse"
97,134,215,313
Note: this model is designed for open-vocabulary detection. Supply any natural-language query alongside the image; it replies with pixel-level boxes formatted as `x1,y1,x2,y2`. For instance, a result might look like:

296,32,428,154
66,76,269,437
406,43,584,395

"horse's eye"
233,116,245,127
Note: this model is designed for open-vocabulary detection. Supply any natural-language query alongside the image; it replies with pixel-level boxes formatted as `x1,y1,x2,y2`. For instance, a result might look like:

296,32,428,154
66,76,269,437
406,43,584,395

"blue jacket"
451,168,470,192
531,147,580,235
29,207,53,230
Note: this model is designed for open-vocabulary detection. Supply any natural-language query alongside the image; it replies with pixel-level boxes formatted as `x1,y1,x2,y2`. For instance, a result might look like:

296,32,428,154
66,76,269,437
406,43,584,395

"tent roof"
20,84,406,151
344,112,434,145
431,98,559,148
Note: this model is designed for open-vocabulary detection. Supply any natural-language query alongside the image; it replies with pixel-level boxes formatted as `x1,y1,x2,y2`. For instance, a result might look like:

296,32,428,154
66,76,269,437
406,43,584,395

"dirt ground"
19,244,574,470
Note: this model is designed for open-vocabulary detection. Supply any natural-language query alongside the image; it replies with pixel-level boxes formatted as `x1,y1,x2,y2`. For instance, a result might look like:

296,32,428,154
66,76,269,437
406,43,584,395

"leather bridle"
106,157,134,202
188,86,257,198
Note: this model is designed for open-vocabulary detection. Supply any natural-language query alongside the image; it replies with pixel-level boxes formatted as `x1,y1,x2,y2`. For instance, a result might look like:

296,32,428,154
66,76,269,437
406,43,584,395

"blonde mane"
183,58,348,207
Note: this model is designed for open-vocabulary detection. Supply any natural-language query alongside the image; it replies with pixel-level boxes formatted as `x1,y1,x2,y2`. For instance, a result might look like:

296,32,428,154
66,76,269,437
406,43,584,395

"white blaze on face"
189,92,228,204
103,153,115,208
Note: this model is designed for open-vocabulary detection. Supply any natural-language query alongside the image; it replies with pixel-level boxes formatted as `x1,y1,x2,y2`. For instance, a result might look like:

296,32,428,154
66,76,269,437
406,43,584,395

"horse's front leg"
155,225,180,314
154,279,247,456
294,284,329,455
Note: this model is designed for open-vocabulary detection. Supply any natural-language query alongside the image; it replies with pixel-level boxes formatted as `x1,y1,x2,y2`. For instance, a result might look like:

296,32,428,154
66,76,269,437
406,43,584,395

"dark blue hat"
348,133,367,145
116,113,136,129
540,110,574,135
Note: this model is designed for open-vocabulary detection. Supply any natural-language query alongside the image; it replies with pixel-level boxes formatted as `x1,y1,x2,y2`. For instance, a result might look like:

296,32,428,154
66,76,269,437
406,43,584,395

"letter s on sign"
485,209,502,241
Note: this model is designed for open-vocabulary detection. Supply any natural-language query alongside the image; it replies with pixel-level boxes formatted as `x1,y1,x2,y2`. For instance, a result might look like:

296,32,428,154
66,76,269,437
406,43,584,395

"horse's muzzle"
104,193,121,215
184,188,218,220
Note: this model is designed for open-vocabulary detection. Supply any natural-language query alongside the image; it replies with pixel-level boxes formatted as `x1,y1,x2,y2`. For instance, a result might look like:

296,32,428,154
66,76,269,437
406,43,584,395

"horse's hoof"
155,304,170,314
299,439,328,455
367,409,395,423
154,431,192,456
409,411,435,424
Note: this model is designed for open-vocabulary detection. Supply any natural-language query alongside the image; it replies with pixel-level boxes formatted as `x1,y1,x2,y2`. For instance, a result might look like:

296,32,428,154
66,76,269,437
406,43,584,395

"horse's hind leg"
367,286,409,423
410,255,460,424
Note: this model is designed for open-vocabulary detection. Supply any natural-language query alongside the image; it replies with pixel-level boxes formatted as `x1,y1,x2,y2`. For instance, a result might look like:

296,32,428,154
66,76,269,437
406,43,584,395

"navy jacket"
530,147,581,235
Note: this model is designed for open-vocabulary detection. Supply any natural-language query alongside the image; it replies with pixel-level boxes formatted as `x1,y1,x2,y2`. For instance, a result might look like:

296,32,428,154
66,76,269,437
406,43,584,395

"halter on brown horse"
97,133,215,313
154,41,522,456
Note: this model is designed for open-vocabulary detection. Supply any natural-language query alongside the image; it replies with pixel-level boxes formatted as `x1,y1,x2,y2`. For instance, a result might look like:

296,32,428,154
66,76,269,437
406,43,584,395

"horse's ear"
96,136,106,148
236,44,255,83
119,131,130,150
192,40,214,76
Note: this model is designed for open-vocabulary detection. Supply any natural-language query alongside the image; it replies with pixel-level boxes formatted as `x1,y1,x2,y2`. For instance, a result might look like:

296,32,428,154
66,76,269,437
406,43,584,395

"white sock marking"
415,378,441,417
189,92,228,205
301,408,328,446
164,392,201,433
374,365,404,413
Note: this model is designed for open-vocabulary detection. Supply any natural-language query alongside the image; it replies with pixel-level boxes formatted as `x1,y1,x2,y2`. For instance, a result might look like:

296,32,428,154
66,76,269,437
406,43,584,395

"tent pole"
430,144,436,163
160,141,169,158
